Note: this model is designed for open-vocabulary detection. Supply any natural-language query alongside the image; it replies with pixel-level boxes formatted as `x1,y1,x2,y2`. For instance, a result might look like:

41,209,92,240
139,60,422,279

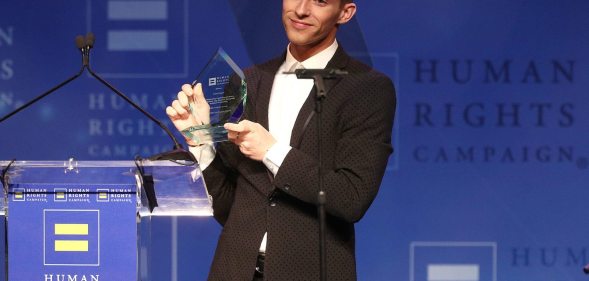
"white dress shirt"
190,40,339,253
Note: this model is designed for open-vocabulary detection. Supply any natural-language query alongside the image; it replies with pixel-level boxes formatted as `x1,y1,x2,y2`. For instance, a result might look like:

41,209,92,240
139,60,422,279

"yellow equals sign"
54,224,89,252
55,240,88,252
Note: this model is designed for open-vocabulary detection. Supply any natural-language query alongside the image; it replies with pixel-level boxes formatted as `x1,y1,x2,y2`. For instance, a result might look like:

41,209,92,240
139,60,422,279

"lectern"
0,159,212,281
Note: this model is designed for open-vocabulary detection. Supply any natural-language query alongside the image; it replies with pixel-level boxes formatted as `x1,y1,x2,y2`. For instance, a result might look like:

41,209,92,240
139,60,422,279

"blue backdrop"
1,0,588,280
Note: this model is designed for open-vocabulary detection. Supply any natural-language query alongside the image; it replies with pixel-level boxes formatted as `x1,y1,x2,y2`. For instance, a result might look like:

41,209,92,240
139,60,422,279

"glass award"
181,47,247,145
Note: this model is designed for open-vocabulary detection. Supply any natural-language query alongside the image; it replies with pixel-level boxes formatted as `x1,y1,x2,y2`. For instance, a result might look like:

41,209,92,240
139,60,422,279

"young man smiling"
167,0,396,280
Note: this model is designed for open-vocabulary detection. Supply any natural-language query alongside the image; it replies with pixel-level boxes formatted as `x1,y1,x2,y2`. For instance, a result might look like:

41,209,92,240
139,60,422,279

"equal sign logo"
88,0,188,78
410,242,496,281
54,188,67,202
54,224,89,252
44,210,100,266
209,77,218,87
12,188,25,201
428,264,479,281
96,189,109,202
107,0,168,51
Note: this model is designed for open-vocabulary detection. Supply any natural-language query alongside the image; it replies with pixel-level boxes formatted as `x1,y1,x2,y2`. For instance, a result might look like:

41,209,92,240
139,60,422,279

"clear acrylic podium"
0,159,212,281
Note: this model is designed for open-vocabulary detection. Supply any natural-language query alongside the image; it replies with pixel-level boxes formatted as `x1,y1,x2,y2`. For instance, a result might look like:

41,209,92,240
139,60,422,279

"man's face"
282,0,354,50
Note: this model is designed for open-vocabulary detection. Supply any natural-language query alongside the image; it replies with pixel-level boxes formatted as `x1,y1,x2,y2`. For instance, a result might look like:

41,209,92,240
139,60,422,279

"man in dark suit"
167,0,396,280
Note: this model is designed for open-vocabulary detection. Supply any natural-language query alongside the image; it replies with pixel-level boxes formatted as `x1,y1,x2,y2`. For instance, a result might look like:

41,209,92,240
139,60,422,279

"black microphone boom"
0,35,86,124
80,33,193,161
86,64,192,161
0,33,194,162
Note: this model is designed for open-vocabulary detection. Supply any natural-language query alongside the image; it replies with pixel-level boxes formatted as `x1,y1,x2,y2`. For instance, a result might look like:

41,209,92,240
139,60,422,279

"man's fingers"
193,83,207,105
182,83,207,106
223,119,274,161
181,84,194,97
177,91,189,108
224,122,245,133
227,130,239,140
238,141,252,155
225,120,260,134
171,100,189,117
166,106,178,118
238,120,255,132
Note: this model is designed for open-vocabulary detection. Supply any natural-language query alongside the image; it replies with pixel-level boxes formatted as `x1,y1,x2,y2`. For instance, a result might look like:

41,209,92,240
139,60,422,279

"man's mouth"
290,18,313,29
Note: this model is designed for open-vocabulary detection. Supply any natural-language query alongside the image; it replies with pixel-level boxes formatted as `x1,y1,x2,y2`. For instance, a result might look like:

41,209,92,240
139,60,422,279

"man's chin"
286,33,316,47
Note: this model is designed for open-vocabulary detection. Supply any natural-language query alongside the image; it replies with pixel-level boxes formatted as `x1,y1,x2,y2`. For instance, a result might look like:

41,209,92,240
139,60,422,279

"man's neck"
289,36,337,62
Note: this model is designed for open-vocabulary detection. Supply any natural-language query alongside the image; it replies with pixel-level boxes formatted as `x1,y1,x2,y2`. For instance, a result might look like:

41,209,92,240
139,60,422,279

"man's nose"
295,0,311,17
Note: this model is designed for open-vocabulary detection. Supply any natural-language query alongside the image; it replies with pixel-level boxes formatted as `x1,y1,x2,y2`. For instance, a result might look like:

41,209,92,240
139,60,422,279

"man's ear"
337,3,357,25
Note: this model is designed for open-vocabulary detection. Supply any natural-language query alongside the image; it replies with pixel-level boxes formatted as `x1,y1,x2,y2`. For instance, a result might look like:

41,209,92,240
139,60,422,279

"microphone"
85,32,95,48
292,68,348,79
75,35,85,50
81,32,94,67
284,68,348,100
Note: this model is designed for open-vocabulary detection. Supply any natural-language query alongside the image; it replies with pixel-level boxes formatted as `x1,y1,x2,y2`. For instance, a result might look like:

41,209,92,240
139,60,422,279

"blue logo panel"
7,183,137,281
88,0,189,78
44,210,100,266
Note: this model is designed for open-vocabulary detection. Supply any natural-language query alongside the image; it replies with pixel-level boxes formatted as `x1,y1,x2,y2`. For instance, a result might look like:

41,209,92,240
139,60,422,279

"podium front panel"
4,161,138,281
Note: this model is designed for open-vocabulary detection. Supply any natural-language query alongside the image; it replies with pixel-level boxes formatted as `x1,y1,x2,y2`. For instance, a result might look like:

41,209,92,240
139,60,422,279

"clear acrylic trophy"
181,47,247,145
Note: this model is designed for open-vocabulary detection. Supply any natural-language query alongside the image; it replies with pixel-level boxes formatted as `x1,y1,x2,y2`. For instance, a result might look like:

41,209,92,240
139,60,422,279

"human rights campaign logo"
87,0,189,78
12,188,25,201
43,210,100,266
54,188,67,202
410,242,497,281
96,188,109,202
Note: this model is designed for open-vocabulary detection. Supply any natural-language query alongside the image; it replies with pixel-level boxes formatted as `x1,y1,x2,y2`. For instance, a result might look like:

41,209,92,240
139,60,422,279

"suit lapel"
242,56,284,196
254,56,284,130
290,46,350,148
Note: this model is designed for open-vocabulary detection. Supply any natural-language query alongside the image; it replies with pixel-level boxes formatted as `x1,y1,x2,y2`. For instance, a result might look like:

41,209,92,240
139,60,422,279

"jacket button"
268,190,277,206
284,184,290,191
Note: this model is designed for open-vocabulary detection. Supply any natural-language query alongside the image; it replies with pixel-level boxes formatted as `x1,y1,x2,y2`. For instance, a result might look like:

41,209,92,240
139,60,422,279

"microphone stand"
82,45,192,161
0,35,88,124
0,33,194,162
293,68,347,281
314,73,328,281
0,69,84,124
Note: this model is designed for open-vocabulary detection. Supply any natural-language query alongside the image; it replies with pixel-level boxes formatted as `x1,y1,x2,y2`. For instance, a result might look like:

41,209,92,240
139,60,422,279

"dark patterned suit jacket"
203,46,396,281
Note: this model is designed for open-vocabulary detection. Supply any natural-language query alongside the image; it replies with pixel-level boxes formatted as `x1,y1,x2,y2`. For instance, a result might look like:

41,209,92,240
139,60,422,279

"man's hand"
225,120,276,161
166,83,210,146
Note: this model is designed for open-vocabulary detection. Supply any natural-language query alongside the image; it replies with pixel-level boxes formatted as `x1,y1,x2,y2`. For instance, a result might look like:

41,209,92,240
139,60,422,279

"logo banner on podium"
8,184,137,281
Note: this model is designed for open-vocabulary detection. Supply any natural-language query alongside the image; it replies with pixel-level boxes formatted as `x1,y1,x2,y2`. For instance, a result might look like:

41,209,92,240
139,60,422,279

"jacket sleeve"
202,143,239,225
